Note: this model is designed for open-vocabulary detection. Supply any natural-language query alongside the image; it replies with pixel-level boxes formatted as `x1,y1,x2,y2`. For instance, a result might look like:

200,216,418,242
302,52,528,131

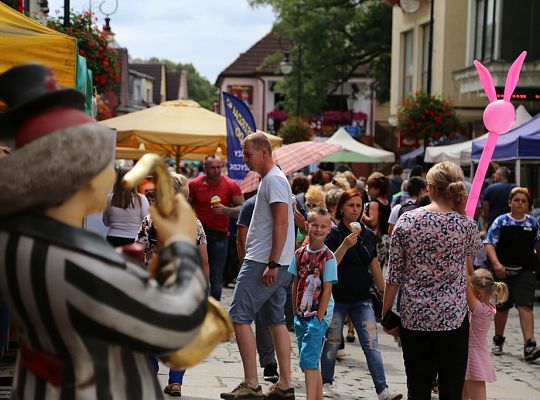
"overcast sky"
48,0,276,83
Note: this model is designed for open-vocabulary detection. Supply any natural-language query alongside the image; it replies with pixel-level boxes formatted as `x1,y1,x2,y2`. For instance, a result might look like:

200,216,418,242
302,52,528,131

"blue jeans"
256,312,276,367
321,300,388,395
149,356,186,384
207,238,228,301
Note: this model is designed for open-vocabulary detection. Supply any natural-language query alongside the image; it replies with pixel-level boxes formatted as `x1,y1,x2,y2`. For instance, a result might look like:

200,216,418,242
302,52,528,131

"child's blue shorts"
294,315,328,371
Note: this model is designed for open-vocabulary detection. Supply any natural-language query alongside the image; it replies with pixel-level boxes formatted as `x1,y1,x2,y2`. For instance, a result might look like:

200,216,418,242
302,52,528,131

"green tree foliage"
143,58,218,110
249,0,391,117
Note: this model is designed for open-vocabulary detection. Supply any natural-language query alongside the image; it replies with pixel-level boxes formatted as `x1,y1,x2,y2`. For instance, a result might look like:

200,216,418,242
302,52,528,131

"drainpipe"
257,76,266,131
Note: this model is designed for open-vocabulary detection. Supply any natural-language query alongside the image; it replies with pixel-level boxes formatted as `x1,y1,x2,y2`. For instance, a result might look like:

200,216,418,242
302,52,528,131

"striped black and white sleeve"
63,240,208,355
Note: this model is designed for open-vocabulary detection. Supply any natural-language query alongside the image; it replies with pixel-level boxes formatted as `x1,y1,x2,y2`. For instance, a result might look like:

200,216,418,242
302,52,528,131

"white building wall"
220,76,373,135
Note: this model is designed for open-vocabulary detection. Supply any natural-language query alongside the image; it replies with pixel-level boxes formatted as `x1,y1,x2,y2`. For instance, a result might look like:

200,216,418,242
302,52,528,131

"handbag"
369,284,384,321
381,310,401,331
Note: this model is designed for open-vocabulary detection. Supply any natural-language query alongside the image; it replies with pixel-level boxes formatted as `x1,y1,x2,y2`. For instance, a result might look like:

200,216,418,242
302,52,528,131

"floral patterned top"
387,208,482,331
137,216,206,265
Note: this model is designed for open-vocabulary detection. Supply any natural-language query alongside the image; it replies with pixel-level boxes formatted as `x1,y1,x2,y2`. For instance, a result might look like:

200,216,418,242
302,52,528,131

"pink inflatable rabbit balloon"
464,51,527,218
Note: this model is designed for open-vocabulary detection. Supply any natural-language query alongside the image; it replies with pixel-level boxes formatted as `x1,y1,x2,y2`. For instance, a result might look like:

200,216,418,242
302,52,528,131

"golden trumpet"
123,153,233,369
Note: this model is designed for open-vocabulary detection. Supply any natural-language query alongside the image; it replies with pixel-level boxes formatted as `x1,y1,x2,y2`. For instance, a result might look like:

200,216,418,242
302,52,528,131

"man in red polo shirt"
189,154,244,300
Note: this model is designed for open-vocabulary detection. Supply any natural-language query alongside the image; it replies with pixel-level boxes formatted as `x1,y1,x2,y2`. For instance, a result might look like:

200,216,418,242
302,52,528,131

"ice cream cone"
210,195,221,206
350,222,362,234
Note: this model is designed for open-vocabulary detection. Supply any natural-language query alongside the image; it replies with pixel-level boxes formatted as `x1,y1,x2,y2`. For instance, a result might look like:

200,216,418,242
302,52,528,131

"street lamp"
63,0,70,27
98,0,119,33
279,47,302,117
280,51,293,75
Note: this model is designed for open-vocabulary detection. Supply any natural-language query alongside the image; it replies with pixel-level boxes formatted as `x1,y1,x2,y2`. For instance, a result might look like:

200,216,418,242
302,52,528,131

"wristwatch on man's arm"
267,261,281,269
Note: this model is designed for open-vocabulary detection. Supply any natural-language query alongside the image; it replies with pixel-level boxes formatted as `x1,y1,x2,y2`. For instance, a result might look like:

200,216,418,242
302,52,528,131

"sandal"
164,383,182,397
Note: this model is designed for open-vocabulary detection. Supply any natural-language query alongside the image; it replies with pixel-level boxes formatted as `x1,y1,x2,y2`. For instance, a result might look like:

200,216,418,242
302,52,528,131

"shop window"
402,30,414,100
421,24,431,90
474,0,496,61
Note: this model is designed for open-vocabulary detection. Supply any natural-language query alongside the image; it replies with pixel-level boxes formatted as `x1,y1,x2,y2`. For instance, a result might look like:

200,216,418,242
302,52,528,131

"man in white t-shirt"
221,133,295,400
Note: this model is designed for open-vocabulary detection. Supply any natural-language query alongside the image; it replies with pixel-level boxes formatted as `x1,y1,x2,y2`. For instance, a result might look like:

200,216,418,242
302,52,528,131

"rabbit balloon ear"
473,60,497,102
504,51,527,102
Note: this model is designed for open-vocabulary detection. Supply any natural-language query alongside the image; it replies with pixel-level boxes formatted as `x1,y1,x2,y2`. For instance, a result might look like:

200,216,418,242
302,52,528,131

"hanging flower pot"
397,91,460,145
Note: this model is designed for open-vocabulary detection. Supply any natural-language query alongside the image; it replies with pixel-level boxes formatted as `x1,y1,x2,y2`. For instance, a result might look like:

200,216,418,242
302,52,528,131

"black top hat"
0,63,86,145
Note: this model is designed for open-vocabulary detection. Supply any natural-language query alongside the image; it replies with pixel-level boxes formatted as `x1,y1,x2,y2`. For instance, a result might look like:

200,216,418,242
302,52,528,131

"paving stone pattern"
159,287,540,399
1,287,537,399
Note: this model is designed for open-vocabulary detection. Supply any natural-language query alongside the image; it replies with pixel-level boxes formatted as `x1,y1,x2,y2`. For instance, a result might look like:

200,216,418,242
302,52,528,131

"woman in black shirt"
320,189,401,400
363,172,391,269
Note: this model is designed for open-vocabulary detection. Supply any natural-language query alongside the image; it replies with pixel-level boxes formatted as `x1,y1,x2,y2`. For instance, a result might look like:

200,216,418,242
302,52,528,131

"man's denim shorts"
294,315,327,370
229,259,291,325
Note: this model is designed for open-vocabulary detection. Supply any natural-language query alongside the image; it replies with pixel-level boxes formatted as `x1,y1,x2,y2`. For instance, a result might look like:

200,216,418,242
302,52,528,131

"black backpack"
398,200,418,218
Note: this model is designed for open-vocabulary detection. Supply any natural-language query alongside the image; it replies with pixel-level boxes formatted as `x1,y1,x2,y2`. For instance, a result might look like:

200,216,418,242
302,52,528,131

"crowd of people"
105,138,540,400
1,63,539,400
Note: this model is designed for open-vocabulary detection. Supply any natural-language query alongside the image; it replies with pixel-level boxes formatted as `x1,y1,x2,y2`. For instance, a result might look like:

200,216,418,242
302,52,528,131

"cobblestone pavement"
159,287,540,399
1,287,538,399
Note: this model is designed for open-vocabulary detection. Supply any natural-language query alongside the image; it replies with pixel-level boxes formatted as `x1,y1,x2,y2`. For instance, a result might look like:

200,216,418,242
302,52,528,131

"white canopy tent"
424,105,532,166
324,127,395,163
424,134,488,166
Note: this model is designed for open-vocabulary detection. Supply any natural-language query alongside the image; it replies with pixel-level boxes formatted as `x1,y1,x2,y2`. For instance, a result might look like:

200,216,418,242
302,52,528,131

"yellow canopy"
115,146,166,160
101,100,282,162
0,3,77,88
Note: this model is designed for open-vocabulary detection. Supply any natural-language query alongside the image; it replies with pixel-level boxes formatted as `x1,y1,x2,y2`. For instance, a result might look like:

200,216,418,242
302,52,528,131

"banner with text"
223,92,256,181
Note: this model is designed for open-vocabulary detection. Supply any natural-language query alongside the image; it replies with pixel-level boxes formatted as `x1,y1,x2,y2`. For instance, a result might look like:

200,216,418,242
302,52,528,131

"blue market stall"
472,114,540,189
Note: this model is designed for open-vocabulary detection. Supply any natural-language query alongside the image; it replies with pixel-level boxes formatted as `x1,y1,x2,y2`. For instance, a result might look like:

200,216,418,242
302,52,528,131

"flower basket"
46,11,120,94
277,117,314,144
397,91,460,145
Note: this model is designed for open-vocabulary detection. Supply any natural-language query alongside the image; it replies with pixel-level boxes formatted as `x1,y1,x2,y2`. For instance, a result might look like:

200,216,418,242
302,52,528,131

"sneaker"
336,349,348,360
377,388,403,400
220,382,264,399
322,383,334,398
492,335,505,355
263,363,279,383
524,339,540,361
431,379,439,394
264,383,295,399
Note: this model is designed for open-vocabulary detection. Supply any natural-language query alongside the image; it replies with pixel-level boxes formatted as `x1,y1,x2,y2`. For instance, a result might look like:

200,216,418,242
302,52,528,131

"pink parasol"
239,141,342,193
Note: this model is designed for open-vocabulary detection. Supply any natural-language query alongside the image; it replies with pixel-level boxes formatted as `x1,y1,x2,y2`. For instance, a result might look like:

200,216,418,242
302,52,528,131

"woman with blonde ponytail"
463,267,508,400
383,161,482,399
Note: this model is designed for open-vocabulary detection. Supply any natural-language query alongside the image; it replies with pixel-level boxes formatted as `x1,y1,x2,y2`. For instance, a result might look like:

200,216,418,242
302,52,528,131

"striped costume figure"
0,214,207,399
0,64,209,399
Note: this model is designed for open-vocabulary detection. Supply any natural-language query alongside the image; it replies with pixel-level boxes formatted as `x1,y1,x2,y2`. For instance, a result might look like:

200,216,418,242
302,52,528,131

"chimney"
179,70,188,100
